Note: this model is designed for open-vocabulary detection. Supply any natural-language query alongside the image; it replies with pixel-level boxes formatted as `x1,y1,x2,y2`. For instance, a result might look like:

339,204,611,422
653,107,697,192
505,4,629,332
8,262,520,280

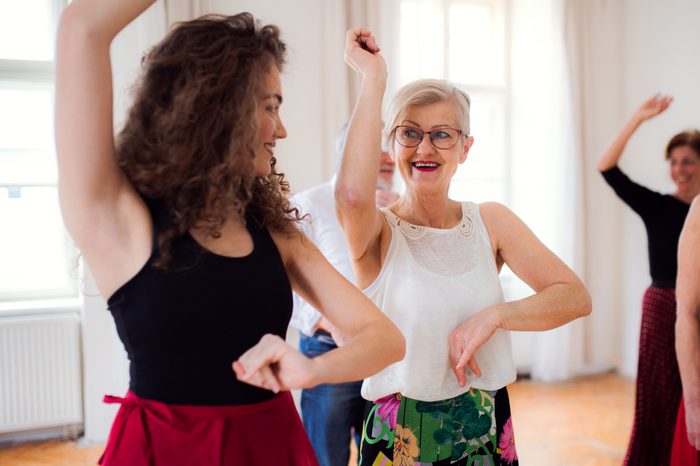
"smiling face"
253,66,287,177
668,144,700,197
392,100,473,196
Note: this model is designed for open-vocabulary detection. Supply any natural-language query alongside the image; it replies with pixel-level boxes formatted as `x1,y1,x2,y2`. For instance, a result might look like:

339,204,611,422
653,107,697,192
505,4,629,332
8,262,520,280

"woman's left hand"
232,334,318,392
448,308,501,386
344,27,386,78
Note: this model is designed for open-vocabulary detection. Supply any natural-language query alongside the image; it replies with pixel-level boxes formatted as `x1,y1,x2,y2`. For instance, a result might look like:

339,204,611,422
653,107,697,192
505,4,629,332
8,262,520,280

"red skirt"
99,391,318,466
671,397,700,466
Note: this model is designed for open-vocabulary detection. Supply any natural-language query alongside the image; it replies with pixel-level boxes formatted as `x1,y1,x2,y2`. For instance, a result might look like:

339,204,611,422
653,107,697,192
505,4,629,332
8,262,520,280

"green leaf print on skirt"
405,389,497,462
360,389,499,465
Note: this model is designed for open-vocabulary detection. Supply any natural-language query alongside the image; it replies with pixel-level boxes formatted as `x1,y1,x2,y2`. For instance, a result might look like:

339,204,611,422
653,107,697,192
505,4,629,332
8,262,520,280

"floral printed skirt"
359,387,518,466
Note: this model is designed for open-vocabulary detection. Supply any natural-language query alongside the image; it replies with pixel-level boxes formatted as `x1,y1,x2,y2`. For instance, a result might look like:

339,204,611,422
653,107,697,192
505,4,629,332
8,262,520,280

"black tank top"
601,166,690,288
107,202,293,405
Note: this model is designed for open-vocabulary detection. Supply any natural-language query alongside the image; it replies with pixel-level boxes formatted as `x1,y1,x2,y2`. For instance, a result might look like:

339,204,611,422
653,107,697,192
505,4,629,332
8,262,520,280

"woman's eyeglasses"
393,125,466,150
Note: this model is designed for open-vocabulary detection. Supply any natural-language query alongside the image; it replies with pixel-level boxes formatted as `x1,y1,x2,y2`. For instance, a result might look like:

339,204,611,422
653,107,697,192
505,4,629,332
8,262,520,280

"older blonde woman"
335,29,592,465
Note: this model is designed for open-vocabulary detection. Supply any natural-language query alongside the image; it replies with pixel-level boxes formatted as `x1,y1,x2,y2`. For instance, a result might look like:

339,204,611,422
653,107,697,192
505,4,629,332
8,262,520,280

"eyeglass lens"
395,126,461,149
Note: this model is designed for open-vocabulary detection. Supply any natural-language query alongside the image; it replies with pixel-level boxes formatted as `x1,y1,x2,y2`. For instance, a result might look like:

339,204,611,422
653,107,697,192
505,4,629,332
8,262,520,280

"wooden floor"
509,373,634,465
0,372,634,466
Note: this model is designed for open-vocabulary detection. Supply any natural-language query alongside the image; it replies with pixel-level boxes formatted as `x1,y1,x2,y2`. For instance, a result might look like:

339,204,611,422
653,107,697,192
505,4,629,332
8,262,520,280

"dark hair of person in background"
666,130,700,160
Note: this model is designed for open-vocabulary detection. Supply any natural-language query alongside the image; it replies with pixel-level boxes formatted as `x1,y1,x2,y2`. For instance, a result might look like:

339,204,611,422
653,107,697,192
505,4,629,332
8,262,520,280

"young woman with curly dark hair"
55,1,404,465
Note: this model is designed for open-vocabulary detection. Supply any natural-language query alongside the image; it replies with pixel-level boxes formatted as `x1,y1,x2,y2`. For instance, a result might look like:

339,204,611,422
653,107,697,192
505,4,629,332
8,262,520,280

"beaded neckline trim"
383,202,474,240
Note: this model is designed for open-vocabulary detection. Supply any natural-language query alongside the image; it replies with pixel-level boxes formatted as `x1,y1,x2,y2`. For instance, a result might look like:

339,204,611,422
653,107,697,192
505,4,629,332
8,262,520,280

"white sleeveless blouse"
361,202,516,402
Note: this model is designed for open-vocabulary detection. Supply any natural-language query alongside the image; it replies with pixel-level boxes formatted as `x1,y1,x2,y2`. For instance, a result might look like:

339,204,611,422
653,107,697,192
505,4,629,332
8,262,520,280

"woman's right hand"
233,334,319,392
633,94,673,123
344,28,386,79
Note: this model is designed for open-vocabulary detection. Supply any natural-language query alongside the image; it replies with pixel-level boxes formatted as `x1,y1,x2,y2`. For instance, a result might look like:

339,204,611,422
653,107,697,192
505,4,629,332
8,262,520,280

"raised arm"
449,202,591,386
597,94,673,172
676,196,700,450
334,29,387,262
55,0,154,297
233,231,405,392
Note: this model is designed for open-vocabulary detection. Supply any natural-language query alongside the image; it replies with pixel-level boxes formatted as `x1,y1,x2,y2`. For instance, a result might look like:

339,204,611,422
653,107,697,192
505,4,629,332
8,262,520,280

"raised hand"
448,308,500,387
233,334,318,392
634,94,673,123
344,27,386,78
597,93,674,171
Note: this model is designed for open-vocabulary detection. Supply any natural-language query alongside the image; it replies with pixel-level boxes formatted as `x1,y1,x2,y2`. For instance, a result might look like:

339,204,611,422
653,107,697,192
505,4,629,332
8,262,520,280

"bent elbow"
376,318,405,365
391,329,406,363
576,286,593,318
335,181,375,215
335,184,360,210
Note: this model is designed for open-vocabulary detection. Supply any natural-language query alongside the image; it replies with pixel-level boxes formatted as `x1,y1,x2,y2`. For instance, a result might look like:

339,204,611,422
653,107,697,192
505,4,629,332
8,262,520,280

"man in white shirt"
290,124,398,466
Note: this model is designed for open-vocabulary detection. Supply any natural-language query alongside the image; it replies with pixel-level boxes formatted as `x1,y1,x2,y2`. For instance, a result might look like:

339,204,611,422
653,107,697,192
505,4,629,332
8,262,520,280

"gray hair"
383,79,471,151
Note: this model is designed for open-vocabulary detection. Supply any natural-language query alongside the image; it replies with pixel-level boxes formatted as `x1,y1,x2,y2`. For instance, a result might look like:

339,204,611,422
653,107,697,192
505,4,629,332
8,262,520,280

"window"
396,0,537,300
397,0,509,204
0,0,77,302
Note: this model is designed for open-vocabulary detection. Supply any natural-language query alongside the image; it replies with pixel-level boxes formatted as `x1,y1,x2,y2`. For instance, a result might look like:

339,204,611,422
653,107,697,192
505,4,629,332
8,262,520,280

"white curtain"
508,0,589,381
510,0,623,381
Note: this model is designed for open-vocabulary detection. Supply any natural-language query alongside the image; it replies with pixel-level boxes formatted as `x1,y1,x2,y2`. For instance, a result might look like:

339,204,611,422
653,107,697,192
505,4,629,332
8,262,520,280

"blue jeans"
300,332,365,466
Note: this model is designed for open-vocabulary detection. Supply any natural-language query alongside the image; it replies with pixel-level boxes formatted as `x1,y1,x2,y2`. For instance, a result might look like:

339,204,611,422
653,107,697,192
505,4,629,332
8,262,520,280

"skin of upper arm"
676,199,700,422
479,202,581,291
272,229,384,336
55,3,155,299
677,201,700,319
335,188,385,261
343,210,393,290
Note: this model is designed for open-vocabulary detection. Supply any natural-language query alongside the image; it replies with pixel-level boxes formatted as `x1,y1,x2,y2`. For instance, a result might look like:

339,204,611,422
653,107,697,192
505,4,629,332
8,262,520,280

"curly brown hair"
115,12,300,268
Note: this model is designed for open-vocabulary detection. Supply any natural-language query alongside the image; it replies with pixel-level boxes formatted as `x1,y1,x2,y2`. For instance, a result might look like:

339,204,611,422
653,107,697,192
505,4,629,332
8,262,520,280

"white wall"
575,0,628,378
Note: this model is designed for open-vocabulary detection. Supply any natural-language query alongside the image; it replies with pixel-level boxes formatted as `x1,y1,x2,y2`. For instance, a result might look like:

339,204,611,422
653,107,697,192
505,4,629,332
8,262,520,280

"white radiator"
0,313,83,433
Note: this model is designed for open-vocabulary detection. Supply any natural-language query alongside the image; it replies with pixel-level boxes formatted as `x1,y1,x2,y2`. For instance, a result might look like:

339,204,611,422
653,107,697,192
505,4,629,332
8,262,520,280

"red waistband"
99,389,315,466
103,390,291,419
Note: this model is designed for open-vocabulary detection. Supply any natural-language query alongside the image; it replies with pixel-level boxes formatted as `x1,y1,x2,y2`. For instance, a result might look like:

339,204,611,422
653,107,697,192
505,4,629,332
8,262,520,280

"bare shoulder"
690,195,700,219
478,201,522,235
479,201,513,218
270,226,313,267
681,195,700,237
477,201,544,262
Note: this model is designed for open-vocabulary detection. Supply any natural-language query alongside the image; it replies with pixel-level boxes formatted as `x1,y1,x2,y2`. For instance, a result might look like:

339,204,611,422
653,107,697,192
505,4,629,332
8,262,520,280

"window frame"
0,0,79,305
396,0,512,205
446,0,511,206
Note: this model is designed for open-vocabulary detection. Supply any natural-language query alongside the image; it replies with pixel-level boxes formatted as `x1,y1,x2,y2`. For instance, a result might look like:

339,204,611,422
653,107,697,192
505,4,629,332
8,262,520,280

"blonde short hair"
383,79,471,151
